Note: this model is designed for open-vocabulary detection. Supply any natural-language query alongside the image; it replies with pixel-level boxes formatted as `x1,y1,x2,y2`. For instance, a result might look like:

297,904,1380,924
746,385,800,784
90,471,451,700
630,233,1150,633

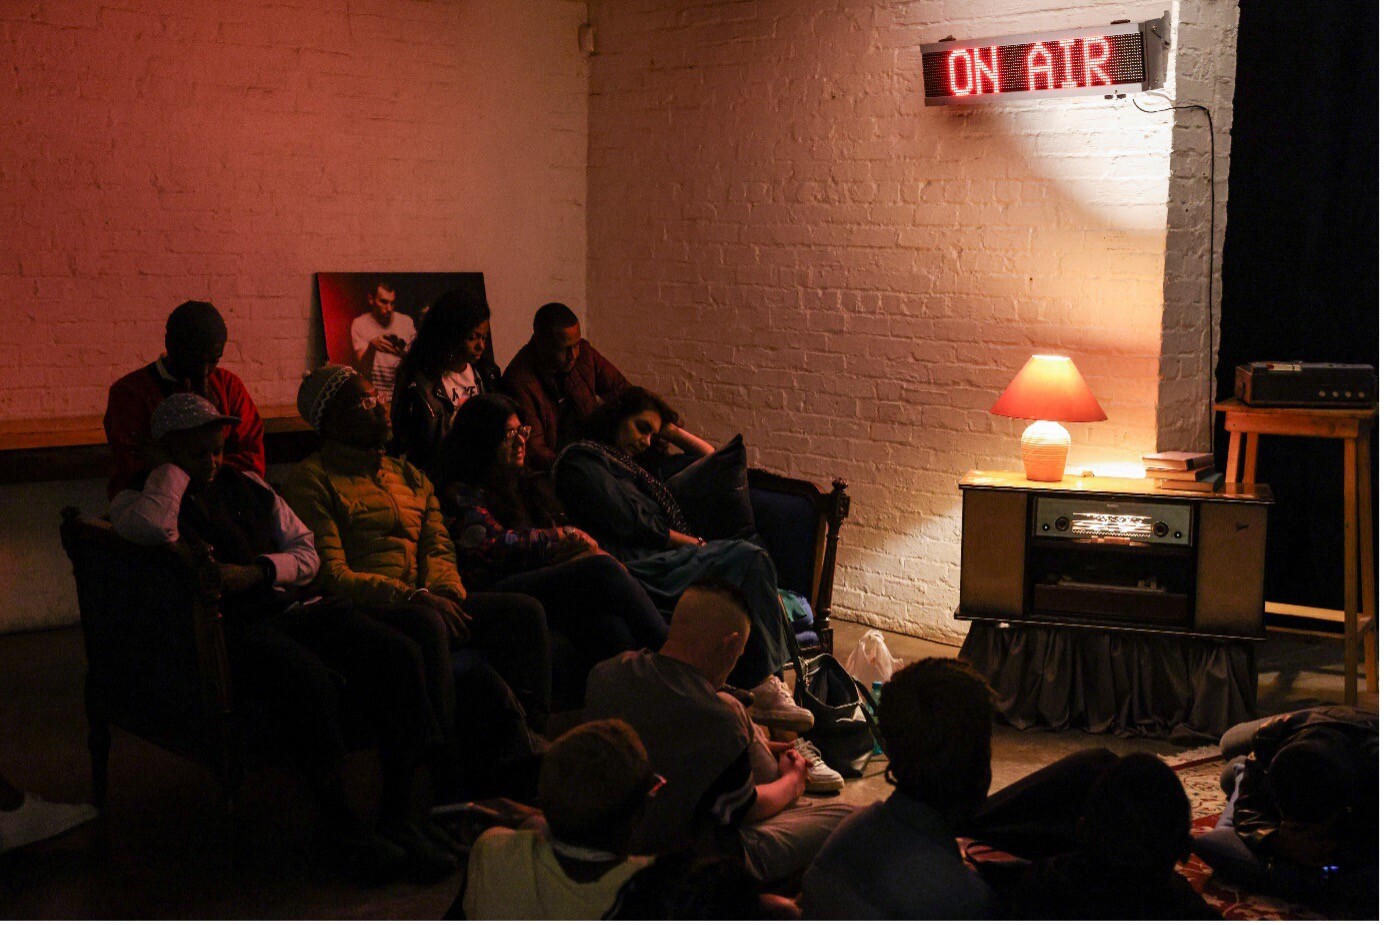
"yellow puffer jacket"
280,440,466,608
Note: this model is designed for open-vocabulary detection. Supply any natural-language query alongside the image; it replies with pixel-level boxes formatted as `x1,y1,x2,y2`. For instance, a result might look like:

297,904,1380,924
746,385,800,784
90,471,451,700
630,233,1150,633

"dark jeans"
963,748,1119,859
493,553,668,666
375,592,552,735
223,598,436,821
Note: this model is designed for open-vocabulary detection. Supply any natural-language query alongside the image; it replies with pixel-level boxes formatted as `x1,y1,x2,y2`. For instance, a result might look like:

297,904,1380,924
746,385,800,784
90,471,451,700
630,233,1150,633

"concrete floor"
0,618,1361,917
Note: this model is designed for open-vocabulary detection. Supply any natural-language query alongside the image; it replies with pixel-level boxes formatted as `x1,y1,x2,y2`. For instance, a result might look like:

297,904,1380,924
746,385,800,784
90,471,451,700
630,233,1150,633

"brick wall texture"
0,0,590,420
586,0,1235,642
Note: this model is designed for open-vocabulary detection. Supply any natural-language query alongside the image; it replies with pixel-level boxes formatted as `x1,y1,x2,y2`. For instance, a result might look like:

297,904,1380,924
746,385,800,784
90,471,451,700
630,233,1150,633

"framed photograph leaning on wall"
314,272,487,405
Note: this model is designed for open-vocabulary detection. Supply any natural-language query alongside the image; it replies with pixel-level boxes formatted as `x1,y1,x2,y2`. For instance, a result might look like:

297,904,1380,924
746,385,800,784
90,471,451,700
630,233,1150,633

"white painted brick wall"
587,0,1232,642
1158,0,1239,451
0,0,589,420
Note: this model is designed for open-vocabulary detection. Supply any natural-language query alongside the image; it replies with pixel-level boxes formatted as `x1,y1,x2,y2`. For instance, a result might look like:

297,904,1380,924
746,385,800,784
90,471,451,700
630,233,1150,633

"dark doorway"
1217,3,1378,611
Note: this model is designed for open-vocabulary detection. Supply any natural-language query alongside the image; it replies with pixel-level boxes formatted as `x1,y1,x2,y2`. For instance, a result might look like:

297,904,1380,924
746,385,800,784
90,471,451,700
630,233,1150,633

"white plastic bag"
844,629,897,686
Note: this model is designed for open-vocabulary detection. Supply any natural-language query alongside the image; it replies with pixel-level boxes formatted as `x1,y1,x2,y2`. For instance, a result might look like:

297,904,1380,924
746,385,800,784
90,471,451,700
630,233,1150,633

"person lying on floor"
434,394,668,698
802,658,1184,919
280,365,552,801
109,393,454,882
1193,705,1378,917
584,581,851,887
554,387,810,732
1013,753,1217,920
449,719,656,920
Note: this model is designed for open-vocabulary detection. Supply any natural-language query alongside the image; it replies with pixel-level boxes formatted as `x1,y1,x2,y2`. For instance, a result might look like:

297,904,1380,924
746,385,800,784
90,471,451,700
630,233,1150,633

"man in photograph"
350,278,416,402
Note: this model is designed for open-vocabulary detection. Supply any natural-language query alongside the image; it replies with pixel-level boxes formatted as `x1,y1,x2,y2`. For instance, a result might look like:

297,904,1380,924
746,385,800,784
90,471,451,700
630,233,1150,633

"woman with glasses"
390,287,502,480
434,394,669,704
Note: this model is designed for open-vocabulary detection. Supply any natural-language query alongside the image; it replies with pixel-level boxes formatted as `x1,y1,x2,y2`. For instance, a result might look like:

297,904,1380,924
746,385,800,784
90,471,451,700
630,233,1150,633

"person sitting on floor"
500,301,630,473
104,300,265,498
280,365,552,799
804,657,1136,919
0,768,97,854
1194,705,1378,916
584,581,851,886
434,393,669,701
109,393,452,882
451,719,657,920
390,286,502,479
1014,753,1217,920
555,387,809,731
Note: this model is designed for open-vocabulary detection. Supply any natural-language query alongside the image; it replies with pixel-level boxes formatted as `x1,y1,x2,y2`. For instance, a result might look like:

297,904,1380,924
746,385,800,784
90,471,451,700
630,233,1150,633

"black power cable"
1132,95,1217,452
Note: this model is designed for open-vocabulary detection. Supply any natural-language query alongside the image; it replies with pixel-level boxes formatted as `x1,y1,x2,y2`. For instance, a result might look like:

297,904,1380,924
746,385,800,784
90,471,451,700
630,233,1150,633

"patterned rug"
1166,749,1324,921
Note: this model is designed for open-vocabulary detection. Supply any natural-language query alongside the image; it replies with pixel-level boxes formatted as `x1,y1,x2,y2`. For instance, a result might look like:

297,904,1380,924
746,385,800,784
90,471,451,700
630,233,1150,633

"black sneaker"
335,828,410,885
381,820,460,883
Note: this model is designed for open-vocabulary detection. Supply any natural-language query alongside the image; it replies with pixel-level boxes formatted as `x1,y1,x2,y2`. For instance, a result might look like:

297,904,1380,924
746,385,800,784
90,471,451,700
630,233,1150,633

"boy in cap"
453,719,656,920
110,393,456,883
104,300,265,498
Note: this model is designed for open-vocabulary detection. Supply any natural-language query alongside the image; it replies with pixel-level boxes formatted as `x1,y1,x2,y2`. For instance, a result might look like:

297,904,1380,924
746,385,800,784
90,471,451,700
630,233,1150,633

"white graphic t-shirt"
350,312,417,401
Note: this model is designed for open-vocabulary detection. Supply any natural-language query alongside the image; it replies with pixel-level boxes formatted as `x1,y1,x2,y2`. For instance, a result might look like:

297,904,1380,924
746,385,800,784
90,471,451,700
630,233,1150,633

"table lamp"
990,354,1107,481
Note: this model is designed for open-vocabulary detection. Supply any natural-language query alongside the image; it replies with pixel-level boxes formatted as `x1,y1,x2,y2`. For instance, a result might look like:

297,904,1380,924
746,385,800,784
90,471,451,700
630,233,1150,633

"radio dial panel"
1032,496,1193,547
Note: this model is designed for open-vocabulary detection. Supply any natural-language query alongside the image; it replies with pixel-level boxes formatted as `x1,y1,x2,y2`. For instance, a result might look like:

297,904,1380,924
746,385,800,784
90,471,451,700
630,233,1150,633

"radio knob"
1054,516,1070,531
1153,521,1169,538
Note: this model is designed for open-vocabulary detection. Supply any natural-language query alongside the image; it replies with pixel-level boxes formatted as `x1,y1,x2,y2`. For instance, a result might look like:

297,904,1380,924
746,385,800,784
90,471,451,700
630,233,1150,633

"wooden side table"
1216,398,1378,704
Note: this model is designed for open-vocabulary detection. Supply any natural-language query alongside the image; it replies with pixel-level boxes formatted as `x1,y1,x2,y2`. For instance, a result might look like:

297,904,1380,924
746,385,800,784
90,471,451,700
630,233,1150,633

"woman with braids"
433,393,669,696
390,286,502,478
551,387,810,733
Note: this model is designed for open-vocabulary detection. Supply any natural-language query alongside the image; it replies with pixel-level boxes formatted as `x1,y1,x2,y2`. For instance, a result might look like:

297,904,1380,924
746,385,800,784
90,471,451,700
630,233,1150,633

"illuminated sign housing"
920,17,1167,105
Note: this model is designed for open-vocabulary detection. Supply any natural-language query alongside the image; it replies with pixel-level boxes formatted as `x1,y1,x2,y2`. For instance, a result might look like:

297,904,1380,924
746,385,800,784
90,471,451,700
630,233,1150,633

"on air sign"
920,18,1167,105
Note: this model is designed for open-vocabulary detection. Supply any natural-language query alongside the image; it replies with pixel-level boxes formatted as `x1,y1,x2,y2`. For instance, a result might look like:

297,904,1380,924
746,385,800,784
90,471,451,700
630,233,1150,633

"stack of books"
1143,451,1224,492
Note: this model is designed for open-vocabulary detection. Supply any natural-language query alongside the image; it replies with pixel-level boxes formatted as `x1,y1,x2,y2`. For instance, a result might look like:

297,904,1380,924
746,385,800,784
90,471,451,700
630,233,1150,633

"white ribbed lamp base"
1020,420,1070,482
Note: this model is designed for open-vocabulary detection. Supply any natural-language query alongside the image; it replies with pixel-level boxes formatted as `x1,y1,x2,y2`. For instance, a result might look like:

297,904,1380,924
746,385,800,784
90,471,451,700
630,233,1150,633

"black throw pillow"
665,434,759,542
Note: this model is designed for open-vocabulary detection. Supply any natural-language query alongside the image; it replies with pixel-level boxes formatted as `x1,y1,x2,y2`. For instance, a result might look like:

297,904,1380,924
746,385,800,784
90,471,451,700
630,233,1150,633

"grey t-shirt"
584,651,756,856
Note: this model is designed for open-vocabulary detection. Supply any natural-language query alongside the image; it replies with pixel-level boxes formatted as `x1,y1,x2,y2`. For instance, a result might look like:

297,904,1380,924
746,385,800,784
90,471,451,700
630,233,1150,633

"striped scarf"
569,440,691,535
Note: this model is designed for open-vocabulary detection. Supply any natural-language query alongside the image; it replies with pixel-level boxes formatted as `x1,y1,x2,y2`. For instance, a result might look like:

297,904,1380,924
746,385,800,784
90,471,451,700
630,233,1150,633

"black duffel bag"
781,602,881,777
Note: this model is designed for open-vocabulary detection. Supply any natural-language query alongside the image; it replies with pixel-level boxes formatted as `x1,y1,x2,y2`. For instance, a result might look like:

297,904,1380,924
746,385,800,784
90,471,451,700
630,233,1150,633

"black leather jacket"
390,361,501,479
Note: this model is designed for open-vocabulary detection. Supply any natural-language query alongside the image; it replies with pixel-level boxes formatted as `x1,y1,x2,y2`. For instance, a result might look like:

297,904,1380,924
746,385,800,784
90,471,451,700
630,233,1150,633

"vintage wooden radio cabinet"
956,472,1273,640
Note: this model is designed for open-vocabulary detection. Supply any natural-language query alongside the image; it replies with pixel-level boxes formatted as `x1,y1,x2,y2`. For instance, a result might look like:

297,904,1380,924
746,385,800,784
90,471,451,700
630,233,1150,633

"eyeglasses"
505,425,532,442
646,772,667,799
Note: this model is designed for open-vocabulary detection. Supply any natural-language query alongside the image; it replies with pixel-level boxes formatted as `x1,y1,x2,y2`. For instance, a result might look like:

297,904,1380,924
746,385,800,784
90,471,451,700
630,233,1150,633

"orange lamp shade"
990,355,1107,423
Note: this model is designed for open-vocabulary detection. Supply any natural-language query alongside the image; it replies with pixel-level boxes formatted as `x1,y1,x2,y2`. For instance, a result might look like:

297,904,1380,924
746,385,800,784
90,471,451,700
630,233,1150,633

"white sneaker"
749,676,814,733
792,738,845,794
0,793,99,853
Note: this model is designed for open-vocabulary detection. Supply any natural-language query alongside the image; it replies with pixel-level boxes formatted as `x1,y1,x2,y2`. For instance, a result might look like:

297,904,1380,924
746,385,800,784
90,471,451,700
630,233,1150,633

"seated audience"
104,300,264,498
351,277,416,404
0,769,97,853
279,365,552,785
556,387,807,729
1194,706,1378,916
452,720,657,920
501,302,630,472
584,581,851,885
435,394,668,685
390,287,502,478
607,853,802,920
1014,753,1217,920
109,394,451,881
801,658,1003,919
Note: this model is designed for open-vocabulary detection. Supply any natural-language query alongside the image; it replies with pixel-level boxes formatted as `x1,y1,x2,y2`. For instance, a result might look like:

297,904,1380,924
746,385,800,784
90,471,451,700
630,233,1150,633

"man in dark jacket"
1194,706,1378,915
501,302,629,472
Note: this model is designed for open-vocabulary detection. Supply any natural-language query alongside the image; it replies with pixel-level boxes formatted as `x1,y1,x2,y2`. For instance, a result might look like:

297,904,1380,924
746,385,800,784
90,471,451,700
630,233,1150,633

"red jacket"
103,360,266,498
501,339,629,472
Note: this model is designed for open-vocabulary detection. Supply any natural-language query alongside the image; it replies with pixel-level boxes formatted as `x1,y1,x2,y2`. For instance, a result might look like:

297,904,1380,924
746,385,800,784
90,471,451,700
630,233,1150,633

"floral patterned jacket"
440,481,565,589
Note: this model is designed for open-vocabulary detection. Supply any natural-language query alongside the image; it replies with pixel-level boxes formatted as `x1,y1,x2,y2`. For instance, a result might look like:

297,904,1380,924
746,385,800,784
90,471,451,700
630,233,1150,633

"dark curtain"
1217,2,1379,610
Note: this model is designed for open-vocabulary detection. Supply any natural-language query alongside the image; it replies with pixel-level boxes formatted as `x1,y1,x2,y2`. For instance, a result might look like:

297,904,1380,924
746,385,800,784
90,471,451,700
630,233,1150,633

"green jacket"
280,440,466,608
